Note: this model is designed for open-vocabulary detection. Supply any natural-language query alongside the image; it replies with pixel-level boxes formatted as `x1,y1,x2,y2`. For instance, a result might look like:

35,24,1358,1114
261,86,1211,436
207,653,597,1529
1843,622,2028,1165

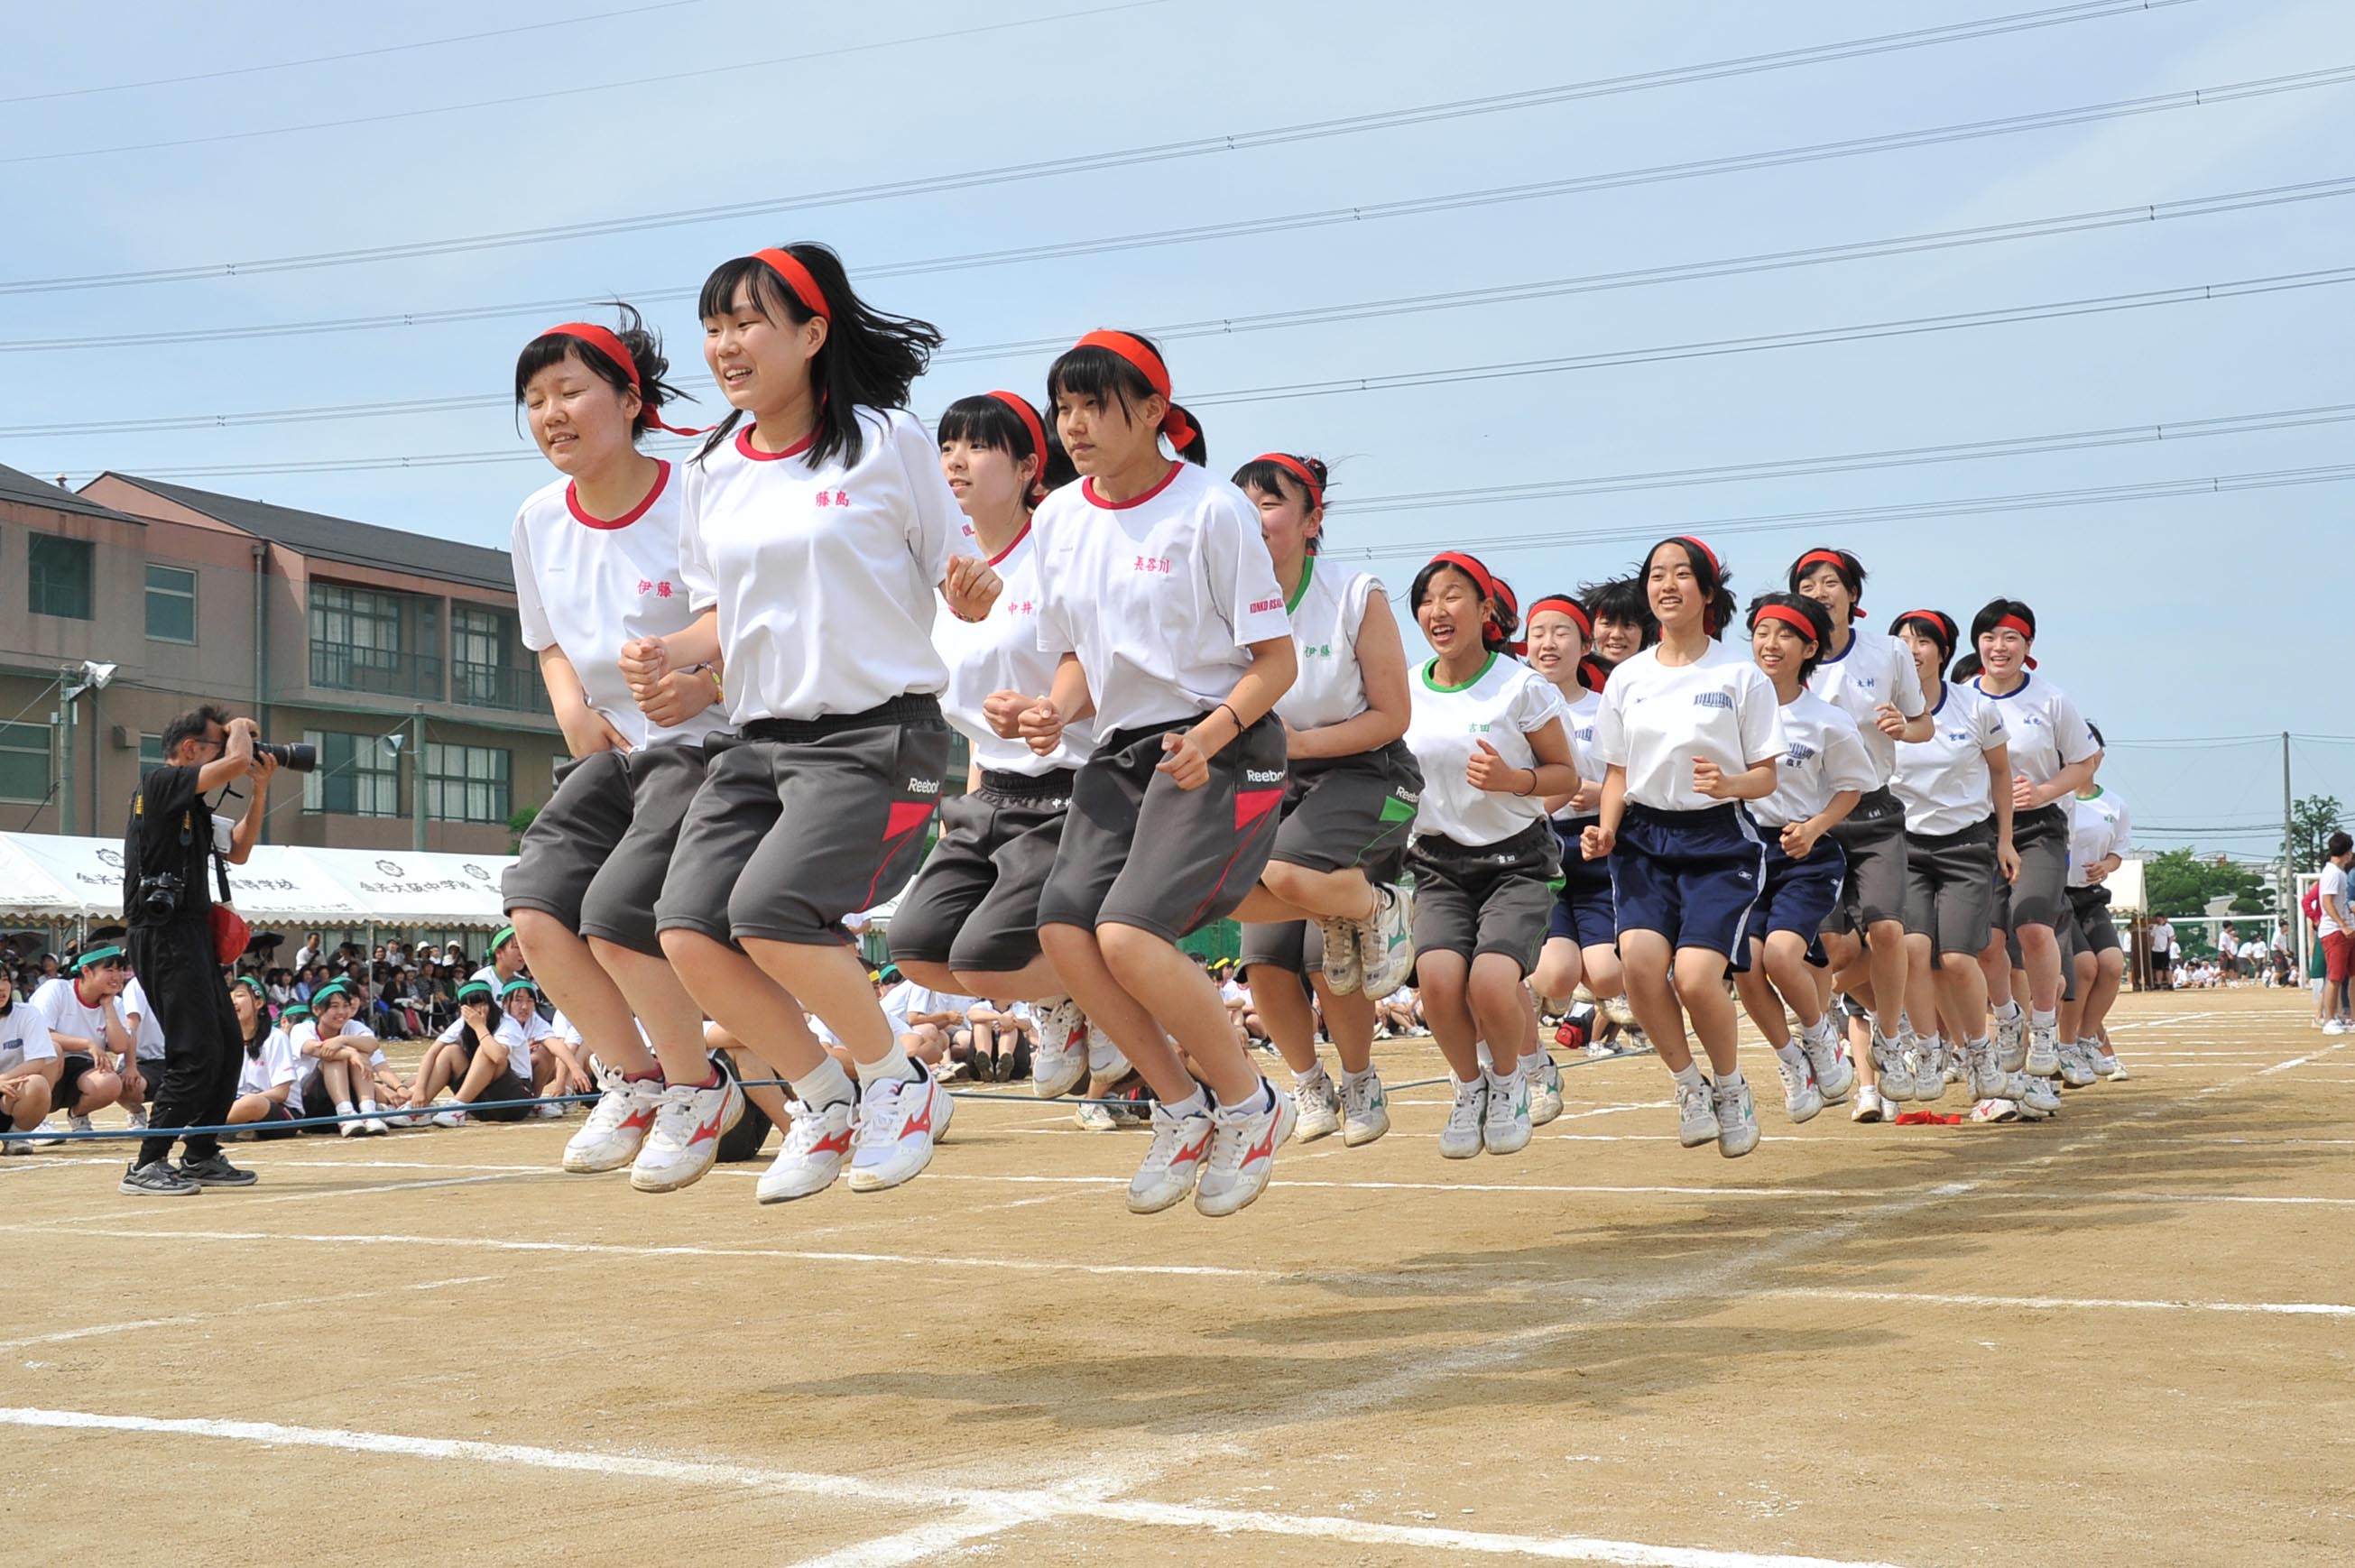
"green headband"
234,975,267,1001
70,945,125,973
490,926,517,953
311,981,355,1007
456,981,494,1005
499,977,537,1000
282,1003,312,1023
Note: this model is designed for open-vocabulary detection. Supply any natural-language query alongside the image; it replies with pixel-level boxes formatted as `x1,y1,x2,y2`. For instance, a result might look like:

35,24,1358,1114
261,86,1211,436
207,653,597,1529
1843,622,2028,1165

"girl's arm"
1158,636,1298,789
1470,716,1575,799
1582,766,1629,859
1987,740,2020,881
541,646,632,755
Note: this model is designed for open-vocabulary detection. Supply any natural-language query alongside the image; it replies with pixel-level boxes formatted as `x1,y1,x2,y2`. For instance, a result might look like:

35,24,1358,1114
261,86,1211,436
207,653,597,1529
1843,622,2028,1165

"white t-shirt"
1032,462,1291,735
236,1028,301,1102
1806,630,1927,789
1968,671,2098,790
882,982,977,1037
287,1018,386,1103
0,1002,56,1075
681,408,961,724
1404,652,1565,846
1593,642,1784,814
512,459,728,751
494,1010,552,1079
1891,682,2008,838
1547,686,1605,823
1752,692,1878,830
2321,862,2351,938
28,976,116,1058
2066,789,2131,890
1273,557,1380,732
932,521,1094,776
118,977,170,1064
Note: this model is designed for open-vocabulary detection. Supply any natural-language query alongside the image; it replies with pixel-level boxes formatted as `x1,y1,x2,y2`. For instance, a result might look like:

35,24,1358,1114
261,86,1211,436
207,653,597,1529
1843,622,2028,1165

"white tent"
0,835,90,919
3,832,124,918
217,848,366,926
290,847,516,928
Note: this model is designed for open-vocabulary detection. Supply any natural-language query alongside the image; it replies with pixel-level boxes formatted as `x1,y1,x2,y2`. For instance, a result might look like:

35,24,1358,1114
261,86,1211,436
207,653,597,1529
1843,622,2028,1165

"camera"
254,741,318,773
136,870,184,922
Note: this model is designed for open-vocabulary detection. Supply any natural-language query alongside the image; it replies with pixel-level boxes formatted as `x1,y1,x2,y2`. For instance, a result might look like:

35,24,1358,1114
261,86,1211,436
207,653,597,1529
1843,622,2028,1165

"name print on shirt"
1133,555,1173,575
1693,691,1734,710
636,579,676,598
1249,595,1285,614
1785,741,1818,766
813,490,854,508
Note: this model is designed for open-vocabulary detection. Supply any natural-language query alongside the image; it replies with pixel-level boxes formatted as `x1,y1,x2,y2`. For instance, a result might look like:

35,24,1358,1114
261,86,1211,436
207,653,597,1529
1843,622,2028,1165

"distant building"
1,463,564,853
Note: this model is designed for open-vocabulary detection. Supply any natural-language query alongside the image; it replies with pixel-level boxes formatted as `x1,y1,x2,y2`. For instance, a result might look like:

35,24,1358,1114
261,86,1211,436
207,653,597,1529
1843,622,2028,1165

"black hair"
1408,556,1519,651
2330,830,2353,859
1787,546,1866,621
1045,329,1207,466
1746,592,1833,683
1971,598,2037,646
512,303,691,443
160,704,233,762
1231,454,1331,553
937,393,1076,506
1890,608,1959,677
1642,537,1737,639
2087,721,2105,749
694,242,942,469
1577,574,1658,652
1950,650,1983,683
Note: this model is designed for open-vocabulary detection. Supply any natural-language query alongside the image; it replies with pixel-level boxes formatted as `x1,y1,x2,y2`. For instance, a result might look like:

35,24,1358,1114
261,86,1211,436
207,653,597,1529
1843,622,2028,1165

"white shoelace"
1447,1084,1484,1135
854,1077,909,1150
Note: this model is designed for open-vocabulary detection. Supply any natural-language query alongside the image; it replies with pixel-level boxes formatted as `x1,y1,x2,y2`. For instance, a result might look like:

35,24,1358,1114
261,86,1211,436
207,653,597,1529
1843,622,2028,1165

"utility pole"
55,662,74,836
411,706,428,853
2281,730,2295,927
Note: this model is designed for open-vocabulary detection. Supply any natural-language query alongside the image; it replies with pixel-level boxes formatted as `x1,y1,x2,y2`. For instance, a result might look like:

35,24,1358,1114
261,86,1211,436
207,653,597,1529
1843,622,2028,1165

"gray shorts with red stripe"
1036,714,1288,943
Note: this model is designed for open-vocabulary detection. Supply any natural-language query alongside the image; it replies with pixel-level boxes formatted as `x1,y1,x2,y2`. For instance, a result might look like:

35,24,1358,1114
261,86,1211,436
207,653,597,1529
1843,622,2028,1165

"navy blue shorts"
1609,801,1768,970
1744,835,1847,949
1547,818,1617,949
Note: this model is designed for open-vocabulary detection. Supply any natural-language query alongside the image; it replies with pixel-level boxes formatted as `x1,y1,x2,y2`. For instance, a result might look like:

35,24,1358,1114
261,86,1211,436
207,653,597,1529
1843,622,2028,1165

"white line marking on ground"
1762,1287,2355,1318
0,1276,497,1351
785,1508,1042,1567
0,1407,1907,1567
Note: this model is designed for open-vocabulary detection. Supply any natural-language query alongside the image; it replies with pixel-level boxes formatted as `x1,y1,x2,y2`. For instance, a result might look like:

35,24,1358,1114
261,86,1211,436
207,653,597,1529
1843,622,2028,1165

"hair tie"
1075,330,1198,451
1527,595,1593,641
1251,452,1324,512
984,391,1050,501
540,322,708,438
751,248,831,321
1578,655,1612,691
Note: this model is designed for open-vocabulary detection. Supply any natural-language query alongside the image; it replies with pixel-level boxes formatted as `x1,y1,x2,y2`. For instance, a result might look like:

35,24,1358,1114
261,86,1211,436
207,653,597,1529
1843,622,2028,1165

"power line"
0,0,711,106
0,1,2238,293
23,262,2348,457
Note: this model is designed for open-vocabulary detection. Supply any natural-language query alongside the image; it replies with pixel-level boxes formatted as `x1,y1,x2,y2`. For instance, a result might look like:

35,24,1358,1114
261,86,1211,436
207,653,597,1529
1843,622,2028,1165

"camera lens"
256,742,319,773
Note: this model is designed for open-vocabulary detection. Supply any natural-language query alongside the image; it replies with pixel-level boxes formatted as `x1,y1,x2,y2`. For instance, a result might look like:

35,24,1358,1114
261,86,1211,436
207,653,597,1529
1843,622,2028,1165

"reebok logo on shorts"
1246,770,1285,785
908,778,940,794
1693,692,1733,710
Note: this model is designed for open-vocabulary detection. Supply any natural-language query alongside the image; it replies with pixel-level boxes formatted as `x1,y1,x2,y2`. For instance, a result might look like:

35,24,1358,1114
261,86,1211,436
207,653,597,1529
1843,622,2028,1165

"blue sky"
4,0,2350,861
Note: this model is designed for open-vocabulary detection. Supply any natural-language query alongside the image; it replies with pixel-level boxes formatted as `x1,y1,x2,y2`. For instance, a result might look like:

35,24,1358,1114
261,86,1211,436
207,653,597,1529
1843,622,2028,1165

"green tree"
2290,794,2346,872
2141,847,2268,925
506,803,540,854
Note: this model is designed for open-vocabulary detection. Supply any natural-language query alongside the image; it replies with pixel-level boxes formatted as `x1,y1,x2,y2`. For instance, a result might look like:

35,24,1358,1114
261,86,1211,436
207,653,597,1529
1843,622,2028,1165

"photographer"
120,705,279,1196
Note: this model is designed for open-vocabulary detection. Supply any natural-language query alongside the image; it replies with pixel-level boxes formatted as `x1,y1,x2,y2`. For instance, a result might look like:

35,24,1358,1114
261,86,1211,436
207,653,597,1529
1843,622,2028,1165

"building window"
27,534,94,620
300,728,402,817
138,733,166,773
309,583,402,667
0,722,51,803
452,604,506,669
144,563,199,642
425,742,510,824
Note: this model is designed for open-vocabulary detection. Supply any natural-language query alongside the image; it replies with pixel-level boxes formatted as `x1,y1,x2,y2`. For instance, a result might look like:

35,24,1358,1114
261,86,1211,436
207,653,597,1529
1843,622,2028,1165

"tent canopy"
0,835,88,919
289,847,514,928
0,833,513,930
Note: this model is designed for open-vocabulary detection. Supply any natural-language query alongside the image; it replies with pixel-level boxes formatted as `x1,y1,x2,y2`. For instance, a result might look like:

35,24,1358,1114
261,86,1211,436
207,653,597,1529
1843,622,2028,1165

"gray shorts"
1268,742,1422,878
2066,885,2122,955
889,769,1076,974
1036,715,1289,943
1822,787,1907,934
1407,820,1560,977
654,698,950,948
1238,918,1328,979
506,743,708,957
1904,816,1997,964
2006,803,2071,930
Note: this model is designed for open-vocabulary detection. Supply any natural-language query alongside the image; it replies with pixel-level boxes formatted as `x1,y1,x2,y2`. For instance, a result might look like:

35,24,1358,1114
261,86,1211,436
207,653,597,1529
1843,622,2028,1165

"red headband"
1752,604,1821,643
1251,452,1324,512
1579,654,1612,691
540,322,709,438
1428,551,1516,648
985,391,1050,500
1492,578,1527,657
1527,595,1593,641
1671,535,1721,576
1895,609,1953,648
752,247,831,321
1986,611,2038,669
1075,330,1200,453
1793,548,1861,613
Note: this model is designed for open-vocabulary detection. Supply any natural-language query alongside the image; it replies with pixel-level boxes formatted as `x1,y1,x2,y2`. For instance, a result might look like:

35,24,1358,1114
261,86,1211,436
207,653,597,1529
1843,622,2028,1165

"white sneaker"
2057,1041,2097,1088
1967,1038,2009,1100
1800,1019,1854,1103
1999,1073,2060,1119
1850,1084,1886,1124
1995,1010,2027,1072
564,1067,661,1174
1482,1073,1531,1155
1129,1099,1215,1213
2026,1023,2061,1078
386,1111,424,1130
757,1099,856,1203
1086,1024,1130,1084
2092,1048,2127,1080
125,1107,149,1131
1969,1096,2021,1123
1775,1052,1824,1123
1909,1041,1947,1105
1316,913,1366,996
363,1115,392,1135
68,1113,94,1134
1526,1053,1564,1125
1356,884,1416,999
1676,1076,1717,1148
846,1068,949,1193
1073,1100,1122,1132
1713,1075,1759,1158
531,1101,565,1120
429,1109,468,1130
1196,1082,1297,1216
339,1111,369,1136
1293,1072,1340,1142
2327,1019,2349,1038
1439,1077,1486,1159
1870,1031,1916,1102
23,1118,67,1148
631,1075,744,1194
1340,1070,1389,1146
1030,998,1088,1098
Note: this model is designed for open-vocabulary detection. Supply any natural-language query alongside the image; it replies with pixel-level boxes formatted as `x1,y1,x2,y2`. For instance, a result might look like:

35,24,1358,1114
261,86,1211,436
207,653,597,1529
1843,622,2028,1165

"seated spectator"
882,973,978,1069
1375,984,1422,1038
266,968,295,1010
1,966,60,1150
958,1000,1035,1082
500,979,573,1120
402,982,535,1127
116,971,172,1132
288,982,402,1137
27,946,130,1134
226,976,302,1139
294,932,321,971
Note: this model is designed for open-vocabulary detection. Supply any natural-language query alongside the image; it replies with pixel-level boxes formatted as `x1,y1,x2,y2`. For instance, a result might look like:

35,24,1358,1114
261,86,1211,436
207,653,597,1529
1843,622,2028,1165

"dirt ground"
3,986,2350,1567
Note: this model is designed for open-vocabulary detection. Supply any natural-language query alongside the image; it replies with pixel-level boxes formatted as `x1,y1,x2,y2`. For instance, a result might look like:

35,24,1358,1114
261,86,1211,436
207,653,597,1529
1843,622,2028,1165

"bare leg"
1618,930,1690,1072
2018,923,2064,1013
1099,923,1259,1105
1415,950,1479,1081
1732,944,1790,1051
1251,970,1322,1077
1581,942,1625,1001
514,911,652,1079
1039,923,1191,1102
743,938,896,1069
586,937,710,1085
1308,973,1377,1075
660,932,828,1081
1672,948,1741,1076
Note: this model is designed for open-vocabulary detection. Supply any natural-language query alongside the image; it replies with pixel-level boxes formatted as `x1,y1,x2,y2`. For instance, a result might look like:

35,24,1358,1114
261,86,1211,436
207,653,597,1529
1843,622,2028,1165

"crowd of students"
54,241,2173,1212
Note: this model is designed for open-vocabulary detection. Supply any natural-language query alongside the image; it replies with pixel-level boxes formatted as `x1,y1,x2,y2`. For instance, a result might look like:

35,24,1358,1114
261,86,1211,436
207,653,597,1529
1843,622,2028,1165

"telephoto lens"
254,741,319,773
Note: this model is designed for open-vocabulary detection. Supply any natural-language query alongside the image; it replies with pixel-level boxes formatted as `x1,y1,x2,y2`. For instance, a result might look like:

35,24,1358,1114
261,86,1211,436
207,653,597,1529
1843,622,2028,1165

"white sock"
1671,1062,1706,1093
1720,1067,1746,1090
790,1058,855,1111
1341,1065,1379,1087
1996,1000,2022,1021
2030,1008,2057,1031
1213,1077,1270,1117
1772,1040,1806,1067
359,1098,378,1115
855,1043,921,1086
1164,1086,1208,1120
1484,1065,1520,1096
1919,1034,1943,1056
334,1100,356,1117
1293,1061,1329,1090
